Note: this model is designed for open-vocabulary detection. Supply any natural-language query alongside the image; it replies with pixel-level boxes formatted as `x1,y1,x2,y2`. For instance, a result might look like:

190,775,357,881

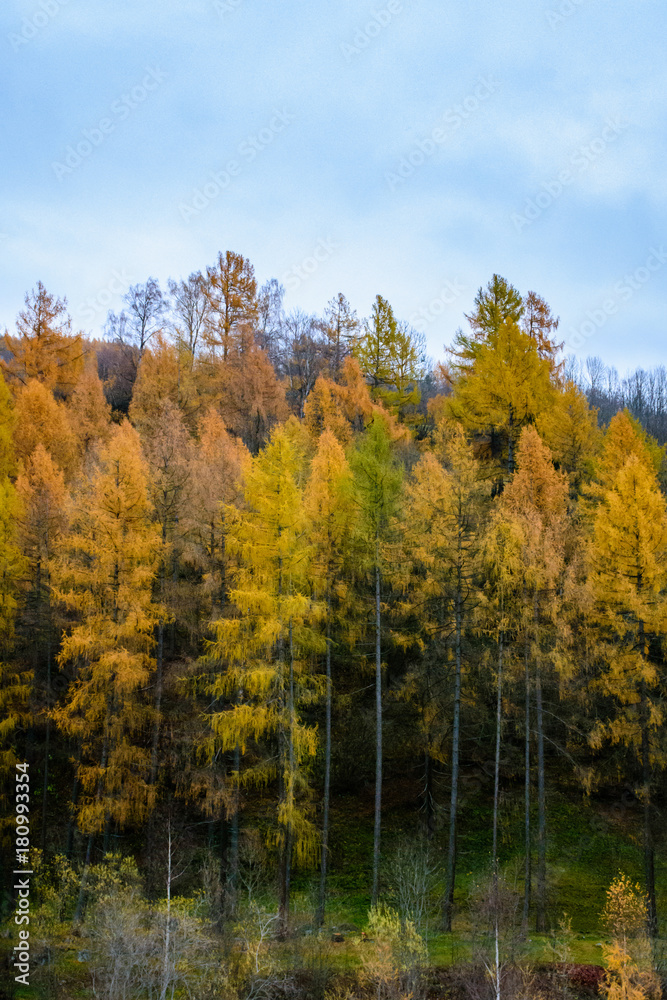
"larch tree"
203,250,259,360
16,444,69,848
520,290,563,370
501,426,569,932
303,375,353,446
479,505,525,970
52,421,162,862
66,362,112,465
537,380,600,494
132,400,193,787
402,423,485,930
13,379,78,481
446,318,555,476
204,425,324,934
304,427,354,926
0,373,29,840
353,296,425,420
183,407,250,615
464,274,524,340
349,413,403,904
587,452,667,935
130,333,200,432
1,281,85,398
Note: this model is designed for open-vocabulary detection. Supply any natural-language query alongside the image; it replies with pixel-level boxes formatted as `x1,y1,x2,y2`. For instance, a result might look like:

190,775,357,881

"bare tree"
277,309,328,417
168,271,210,356
256,278,284,367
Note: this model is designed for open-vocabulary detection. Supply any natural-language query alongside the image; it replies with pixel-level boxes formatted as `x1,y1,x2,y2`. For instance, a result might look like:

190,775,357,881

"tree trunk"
73,832,94,924
150,621,164,786
523,621,531,929
317,601,332,927
492,628,503,1000
372,536,382,906
535,664,546,933
641,681,657,935
228,743,240,916
40,640,51,852
444,584,462,930
493,630,503,873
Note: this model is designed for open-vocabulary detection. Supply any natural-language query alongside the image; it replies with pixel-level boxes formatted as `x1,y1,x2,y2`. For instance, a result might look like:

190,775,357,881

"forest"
2,257,667,1000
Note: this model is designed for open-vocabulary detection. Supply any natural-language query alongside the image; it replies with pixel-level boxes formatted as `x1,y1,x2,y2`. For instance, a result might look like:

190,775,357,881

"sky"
1,0,666,371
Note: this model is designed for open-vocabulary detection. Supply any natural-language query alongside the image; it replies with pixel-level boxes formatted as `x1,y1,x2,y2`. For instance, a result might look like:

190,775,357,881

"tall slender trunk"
507,404,515,475
423,749,435,839
444,574,462,930
372,533,382,906
491,628,503,1000
277,556,289,937
41,638,51,852
535,662,546,933
317,598,332,927
65,765,79,860
522,620,531,929
73,832,94,924
640,680,657,935
493,631,503,873
160,821,172,1000
150,620,164,785
228,742,240,915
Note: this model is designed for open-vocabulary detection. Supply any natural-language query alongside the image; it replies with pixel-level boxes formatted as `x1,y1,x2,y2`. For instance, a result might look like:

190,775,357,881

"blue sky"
1,0,666,370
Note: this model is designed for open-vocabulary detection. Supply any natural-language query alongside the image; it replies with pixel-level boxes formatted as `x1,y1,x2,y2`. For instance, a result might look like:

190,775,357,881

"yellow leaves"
52,419,162,833
303,376,353,445
1,282,85,399
446,318,556,469
537,379,600,489
600,875,661,1000
14,379,78,480
211,703,279,755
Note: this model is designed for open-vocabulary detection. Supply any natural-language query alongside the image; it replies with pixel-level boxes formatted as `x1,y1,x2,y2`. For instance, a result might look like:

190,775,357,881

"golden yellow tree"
53,421,162,845
16,443,69,848
304,427,354,925
587,451,667,935
349,414,403,904
537,380,600,492
202,250,259,360
402,423,485,929
66,361,112,463
600,874,660,1000
2,281,85,398
0,372,29,839
183,407,250,613
501,425,569,931
447,319,554,475
13,379,78,481
204,424,324,934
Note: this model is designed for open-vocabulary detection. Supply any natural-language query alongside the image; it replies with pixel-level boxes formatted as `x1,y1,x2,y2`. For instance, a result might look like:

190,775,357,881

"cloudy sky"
1,0,665,370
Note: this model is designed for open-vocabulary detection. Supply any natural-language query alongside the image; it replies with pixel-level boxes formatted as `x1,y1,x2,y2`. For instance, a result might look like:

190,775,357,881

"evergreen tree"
53,421,162,841
2,281,85,398
501,426,569,931
349,414,403,904
402,423,484,929
304,428,354,925
204,425,324,934
587,452,667,935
